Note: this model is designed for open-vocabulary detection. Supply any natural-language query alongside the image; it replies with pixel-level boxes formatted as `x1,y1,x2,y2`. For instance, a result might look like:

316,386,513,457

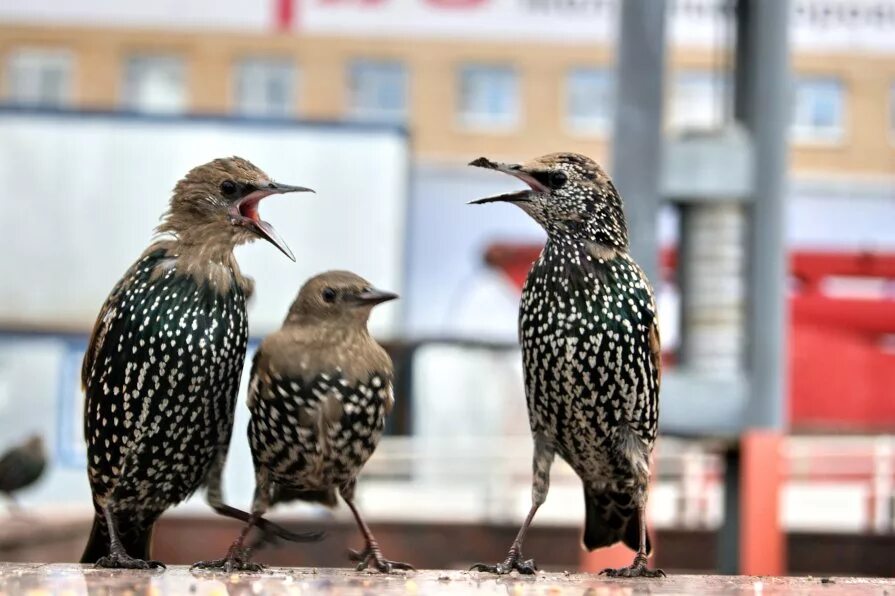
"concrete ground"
0,564,893,595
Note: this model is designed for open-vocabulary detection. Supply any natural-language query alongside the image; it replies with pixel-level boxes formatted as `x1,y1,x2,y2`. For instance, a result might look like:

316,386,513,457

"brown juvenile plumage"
193,271,411,574
80,157,316,569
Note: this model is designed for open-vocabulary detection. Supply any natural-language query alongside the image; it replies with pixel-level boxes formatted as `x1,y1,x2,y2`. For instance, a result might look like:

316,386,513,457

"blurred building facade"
2,0,895,575
3,0,895,343
1,0,894,173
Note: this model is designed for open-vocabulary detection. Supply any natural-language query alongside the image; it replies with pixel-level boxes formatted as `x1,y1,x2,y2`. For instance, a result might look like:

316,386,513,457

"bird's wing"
0,451,15,491
649,313,662,390
81,250,163,391
81,282,125,392
0,450,41,493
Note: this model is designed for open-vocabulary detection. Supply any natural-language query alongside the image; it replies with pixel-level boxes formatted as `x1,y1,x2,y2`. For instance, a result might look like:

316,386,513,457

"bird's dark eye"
322,288,337,303
549,171,568,189
220,180,238,196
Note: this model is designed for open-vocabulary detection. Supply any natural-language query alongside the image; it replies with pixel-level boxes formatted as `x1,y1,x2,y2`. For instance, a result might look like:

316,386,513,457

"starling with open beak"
193,271,413,574
468,154,663,578
80,157,319,569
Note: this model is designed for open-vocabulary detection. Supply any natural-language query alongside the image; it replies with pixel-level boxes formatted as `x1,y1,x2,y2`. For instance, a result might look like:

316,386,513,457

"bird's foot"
600,558,665,579
348,544,415,574
95,552,165,570
470,550,537,575
191,548,265,574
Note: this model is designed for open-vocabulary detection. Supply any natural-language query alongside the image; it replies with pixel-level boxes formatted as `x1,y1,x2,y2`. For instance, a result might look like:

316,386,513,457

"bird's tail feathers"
80,511,154,564
582,488,650,555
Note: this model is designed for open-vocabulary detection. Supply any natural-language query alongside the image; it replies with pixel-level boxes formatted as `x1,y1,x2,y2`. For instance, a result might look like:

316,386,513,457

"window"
348,59,408,123
889,82,895,143
122,54,186,114
234,57,296,118
458,65,519,129
791,76,845,143
5,48,73,107
669,70,724,131
565,67,614,135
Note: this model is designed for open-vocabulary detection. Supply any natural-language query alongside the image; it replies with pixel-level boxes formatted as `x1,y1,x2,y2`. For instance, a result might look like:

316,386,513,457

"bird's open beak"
233,181,314,261
467,156,548,205
353,288,399,306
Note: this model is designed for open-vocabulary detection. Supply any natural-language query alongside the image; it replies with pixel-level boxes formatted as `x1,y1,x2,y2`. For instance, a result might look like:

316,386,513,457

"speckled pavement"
0,564,892,595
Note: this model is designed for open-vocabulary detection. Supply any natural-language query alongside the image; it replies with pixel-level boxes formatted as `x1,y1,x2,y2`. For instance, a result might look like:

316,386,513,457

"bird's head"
285,271,398,328
159,156,314,261
468,152,628,250
23,435,45,457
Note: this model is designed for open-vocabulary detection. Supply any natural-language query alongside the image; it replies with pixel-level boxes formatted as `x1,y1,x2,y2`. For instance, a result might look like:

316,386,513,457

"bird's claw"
95,553,165,570
348,546,415,574
600,564,666,578
191,554,265,574
470,554,538,575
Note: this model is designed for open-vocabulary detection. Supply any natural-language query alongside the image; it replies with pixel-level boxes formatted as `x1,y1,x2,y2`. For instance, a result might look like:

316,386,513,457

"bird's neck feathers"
544,204,629,254
143,236,253,298
266,321,392,385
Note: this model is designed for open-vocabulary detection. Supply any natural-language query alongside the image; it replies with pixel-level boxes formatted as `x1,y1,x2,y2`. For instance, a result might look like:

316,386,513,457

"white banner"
0,111,410,337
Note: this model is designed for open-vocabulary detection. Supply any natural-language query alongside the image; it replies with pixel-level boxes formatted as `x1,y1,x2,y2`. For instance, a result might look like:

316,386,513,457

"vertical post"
734,0,791,430
728,0,791,576
611,0,667,285
740,432,785,575
717,446,741,574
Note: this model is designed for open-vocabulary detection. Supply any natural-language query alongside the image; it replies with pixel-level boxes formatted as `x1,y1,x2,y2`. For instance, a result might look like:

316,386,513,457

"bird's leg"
471,437,554,575
94,505,165,570
343,485,414,574
5,495,23,516
205,466,323,550
191,512,265,573
599,503,665,578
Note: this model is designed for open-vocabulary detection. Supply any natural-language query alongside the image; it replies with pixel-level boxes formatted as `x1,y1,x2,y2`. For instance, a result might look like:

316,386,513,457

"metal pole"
612,0,667,285
734,0,791,430
717,446,741,574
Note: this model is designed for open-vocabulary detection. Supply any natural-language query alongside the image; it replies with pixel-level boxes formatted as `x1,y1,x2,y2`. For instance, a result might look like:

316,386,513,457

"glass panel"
235,57,296,118
6,48,73,108
791,76,844,143
122,54,186,114
566,67,614,135
349,59,407,123
458,65,519,128
670,70,723,131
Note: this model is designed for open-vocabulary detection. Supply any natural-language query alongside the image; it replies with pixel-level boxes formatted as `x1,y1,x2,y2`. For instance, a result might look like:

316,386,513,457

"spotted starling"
193,271,414,574
0,435,46,503
80,157,317,569
468,154,663,578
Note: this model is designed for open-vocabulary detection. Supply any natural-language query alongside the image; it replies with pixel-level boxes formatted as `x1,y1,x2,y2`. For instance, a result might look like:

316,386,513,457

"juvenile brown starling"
194,271,413,574
80,157,317,569
0,435,46,502
468,154,663,578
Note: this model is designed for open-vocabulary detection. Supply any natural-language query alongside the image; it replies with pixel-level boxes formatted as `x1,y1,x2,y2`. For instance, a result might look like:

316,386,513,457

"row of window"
4,47,888,143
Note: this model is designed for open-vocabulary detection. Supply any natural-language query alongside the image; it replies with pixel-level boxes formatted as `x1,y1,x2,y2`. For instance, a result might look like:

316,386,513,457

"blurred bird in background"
194,271,413,574
468,154,663,578
0,435,47,509
80,157,317,569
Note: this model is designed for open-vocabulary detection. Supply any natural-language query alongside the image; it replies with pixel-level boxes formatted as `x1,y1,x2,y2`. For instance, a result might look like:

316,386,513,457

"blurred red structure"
484,244,895,432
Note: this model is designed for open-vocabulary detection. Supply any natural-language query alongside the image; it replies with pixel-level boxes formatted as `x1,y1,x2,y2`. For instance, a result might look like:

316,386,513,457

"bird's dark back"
83,248,249,517
520,239,660,469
